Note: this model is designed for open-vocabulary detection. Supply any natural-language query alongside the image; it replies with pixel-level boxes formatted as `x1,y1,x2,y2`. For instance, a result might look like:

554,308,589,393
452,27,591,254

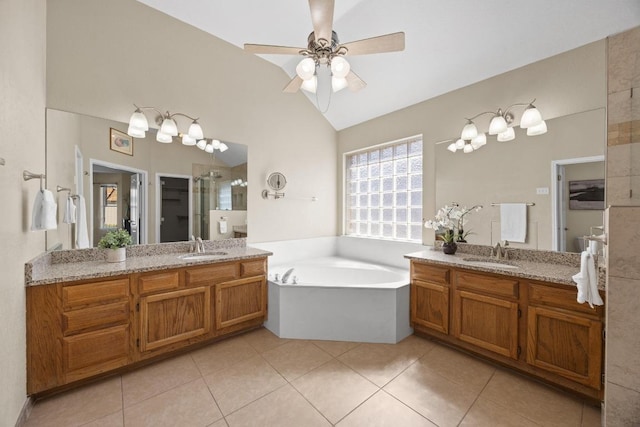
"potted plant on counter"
424,203,482,255
98,228,132,262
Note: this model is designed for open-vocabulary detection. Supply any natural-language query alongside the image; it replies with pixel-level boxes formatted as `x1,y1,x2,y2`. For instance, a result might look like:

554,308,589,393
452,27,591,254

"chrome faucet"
492,240,509,260
195,237,205,253
281,268,295,284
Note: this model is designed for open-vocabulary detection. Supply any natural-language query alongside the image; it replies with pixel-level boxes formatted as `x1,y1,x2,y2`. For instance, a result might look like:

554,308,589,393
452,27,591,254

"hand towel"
500,203,527,242
219,219,227,234
63,196,77,224
31,190,57,231
75,195,90,249
572,250,604,308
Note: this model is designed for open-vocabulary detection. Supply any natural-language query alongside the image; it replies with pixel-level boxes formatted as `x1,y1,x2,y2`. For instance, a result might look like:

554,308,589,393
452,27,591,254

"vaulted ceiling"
137,0,640,130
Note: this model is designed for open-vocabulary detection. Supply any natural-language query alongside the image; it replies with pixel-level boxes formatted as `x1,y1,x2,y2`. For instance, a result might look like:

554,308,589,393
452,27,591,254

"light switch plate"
536,187,549,195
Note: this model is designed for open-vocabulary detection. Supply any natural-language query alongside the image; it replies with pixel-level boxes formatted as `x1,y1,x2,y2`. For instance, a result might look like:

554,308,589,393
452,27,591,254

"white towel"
219,219,227,234
500,203,527,242
31,190,57,231
75,195,90,249
572,250,603,308
63,197,76,224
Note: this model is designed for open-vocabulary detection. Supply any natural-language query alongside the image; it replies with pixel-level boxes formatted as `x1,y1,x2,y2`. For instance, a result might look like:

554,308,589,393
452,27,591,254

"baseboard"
14,396,34,427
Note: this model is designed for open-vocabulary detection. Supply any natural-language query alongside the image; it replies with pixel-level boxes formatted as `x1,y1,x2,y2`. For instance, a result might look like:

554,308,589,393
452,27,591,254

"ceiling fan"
244,0,405,94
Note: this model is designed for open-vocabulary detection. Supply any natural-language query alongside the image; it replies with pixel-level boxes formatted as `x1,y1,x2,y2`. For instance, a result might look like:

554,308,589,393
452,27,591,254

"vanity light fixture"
196,138,228,153
126,105,204,144
450,99,547,154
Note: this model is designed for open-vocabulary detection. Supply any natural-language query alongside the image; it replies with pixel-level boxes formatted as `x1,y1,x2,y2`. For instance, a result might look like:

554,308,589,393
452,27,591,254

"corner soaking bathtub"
265,256,412,344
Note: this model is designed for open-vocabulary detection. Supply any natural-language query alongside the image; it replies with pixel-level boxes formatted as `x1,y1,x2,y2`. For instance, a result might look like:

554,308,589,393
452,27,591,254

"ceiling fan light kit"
449,99,547,154
244,0,405,104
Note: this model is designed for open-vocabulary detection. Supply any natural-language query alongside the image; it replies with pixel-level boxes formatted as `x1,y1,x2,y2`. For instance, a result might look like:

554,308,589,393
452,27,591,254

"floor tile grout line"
455,369,497,427
288,379,341,426
201,362,226,426
379,388,439,426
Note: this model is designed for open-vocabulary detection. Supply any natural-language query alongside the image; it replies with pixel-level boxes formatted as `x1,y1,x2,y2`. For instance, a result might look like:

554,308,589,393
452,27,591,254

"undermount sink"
462,257,519,269
178,251,228,261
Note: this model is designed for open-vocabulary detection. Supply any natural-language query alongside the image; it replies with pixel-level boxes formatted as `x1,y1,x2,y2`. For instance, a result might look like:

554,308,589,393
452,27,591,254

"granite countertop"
26,240,272,287
404,247,589,288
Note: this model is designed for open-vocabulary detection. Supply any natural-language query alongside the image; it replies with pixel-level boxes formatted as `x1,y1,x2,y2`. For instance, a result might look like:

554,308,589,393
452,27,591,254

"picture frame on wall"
569,179,605,210
110,128,133,156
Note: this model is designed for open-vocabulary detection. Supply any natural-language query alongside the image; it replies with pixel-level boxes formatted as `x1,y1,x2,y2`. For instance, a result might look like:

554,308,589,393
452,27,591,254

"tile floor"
24,328,601,427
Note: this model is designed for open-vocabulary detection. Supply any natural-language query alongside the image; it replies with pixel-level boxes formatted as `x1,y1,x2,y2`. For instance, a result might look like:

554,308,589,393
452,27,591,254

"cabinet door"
452,290,519,359
62,324,129,383
527,306,602,389
139,287,211,352
411,279,449,334
215,276,267,330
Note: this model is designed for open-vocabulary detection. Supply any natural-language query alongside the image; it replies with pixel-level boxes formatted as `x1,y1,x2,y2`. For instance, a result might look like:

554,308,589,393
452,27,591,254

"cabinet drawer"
455,271,518,299
412,262,450,285
528,283,603,317
240,258,266,277
63,301,129,336
138,271,180,294
62,324,129,378
185,263,238,285
63,278,129,310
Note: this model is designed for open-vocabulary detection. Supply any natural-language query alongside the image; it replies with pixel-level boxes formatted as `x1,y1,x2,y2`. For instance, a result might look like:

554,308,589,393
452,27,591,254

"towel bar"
584,234,607,245
491,202,535,206
23,170,46,191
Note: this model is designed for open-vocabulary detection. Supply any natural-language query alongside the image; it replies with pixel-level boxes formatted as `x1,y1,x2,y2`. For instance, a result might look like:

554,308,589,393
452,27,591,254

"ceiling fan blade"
309,0,334,43
345,70,366,93
244,44,304,55
342,32,405,56
283,76,303,93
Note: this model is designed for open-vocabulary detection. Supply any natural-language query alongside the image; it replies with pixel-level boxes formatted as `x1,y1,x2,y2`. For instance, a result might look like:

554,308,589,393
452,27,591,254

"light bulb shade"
520,105,542,128
156,131,173,143
471,132,487,147
463,143,474,154
296,57,316,80
447,143,458,153
196,139,207,150
160,117,178,136
219,143,229,152
300,75,318,93
526,120,547,136
129,110,149,131
461,121,478,140
188,121,204,140
489,114,508,135
497,127,515,142
181,134,196,146
455,138,465,149
331,76,348,92
204,143,214,153
330,56,350,78
211,139,221,149
127,125,146,138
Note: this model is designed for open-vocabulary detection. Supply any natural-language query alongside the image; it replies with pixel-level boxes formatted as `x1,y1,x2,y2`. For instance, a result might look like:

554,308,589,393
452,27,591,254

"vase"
106,247,126,263
442,242,457,255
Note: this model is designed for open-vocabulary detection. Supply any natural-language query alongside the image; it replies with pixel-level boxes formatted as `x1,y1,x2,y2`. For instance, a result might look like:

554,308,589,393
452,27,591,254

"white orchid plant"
424,203,483,243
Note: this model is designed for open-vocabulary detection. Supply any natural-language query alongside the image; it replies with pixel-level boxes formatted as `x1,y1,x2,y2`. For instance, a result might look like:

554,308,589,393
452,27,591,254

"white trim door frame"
551,155,605,251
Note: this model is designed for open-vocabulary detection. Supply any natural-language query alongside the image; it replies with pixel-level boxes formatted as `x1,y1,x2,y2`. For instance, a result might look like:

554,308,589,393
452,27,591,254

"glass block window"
345,136,423,242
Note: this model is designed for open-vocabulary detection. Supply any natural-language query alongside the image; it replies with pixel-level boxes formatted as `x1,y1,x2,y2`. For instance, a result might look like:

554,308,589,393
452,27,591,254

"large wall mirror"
434,108,605,253
46,109,248,250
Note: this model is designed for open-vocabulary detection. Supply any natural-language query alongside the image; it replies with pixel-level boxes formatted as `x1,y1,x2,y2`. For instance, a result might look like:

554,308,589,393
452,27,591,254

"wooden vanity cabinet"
27,256,268,395
452,271,520,360
409,260,605,400
526,281,604,390
27,276,132,394
410,262,450,334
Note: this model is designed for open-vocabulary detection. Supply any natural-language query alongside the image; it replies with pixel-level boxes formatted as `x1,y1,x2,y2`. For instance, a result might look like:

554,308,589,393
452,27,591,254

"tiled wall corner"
607,26,640,95
604,382,640,426
605,275,640,391
607,206,640,279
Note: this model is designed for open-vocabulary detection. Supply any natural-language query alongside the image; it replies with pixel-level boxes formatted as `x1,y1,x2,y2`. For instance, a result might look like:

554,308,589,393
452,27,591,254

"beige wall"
0,0,46,425
338,40,607,245
46,0,337,244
